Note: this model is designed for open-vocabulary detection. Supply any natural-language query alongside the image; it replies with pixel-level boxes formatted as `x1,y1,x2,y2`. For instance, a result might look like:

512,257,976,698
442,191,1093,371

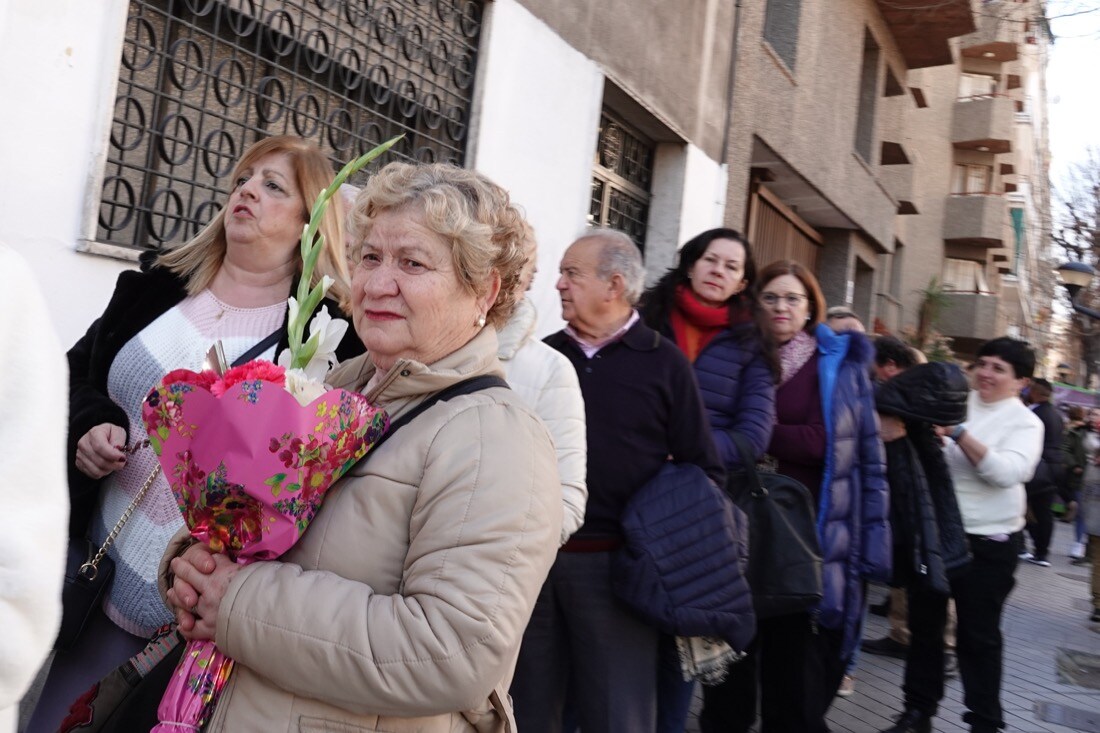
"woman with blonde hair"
163,162,562,731
29,135,363,732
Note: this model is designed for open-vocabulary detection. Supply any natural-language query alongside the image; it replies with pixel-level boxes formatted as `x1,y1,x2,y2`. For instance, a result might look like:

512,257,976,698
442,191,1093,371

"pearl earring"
476,314,486,328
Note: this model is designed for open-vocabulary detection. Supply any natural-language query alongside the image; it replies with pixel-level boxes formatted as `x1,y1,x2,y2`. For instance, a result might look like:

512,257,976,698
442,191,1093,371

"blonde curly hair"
347,162,528,329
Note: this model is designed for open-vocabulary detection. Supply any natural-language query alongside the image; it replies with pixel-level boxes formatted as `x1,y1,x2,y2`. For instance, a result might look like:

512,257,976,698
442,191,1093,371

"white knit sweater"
0,246,68,731
944,390,1044,536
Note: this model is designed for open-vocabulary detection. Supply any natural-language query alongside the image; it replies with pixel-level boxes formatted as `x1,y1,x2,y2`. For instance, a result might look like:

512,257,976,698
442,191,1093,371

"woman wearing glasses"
702,260,890,733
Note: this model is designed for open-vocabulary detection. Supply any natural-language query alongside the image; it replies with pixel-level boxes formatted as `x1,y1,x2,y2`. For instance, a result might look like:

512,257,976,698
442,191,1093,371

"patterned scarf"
778,329,817,386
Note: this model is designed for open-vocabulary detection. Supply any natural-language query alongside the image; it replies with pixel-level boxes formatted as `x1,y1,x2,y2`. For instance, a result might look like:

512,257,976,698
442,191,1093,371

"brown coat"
161,328,562,732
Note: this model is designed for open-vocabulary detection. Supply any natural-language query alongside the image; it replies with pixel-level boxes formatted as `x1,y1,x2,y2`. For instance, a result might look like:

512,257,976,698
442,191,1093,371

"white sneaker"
837,674,855,698
1071,541,1087,559
1019,551,1034,561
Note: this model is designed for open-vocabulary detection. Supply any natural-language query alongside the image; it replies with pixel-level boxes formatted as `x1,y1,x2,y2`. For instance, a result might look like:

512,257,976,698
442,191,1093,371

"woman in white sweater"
496,230,587,544
883,337,1042,733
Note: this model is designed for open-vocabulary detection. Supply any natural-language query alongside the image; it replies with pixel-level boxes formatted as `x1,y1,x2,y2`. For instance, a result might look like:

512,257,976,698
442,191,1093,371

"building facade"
721,0,976,335
0,0,1053,357
0,0,737,345
894,0,1055,362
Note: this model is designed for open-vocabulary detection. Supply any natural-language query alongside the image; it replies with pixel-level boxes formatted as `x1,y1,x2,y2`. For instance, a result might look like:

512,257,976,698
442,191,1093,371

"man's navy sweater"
545,317,724,540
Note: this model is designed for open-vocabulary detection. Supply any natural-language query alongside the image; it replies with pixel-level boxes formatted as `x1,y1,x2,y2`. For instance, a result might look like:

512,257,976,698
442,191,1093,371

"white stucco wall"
646,143,727,281
468,0,604,338
680,145,728,239
0,0,132,347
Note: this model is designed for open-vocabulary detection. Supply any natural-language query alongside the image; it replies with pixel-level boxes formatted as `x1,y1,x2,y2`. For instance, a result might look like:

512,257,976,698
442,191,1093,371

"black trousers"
699,612,845,733
1026,491,1055,560
904,533,1020,733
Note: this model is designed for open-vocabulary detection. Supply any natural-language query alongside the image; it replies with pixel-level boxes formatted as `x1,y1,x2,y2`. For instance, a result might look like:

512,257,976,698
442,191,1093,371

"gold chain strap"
78,440,158,582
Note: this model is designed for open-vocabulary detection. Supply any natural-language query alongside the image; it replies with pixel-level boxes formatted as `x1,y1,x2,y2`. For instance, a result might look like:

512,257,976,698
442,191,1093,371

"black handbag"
57,539,116,651
726,434,823,619
57,464,162,651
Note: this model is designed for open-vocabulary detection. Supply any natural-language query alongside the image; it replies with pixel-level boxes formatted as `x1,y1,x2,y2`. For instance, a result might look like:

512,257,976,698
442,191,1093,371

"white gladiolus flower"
286,296,300,330
301,306,349,382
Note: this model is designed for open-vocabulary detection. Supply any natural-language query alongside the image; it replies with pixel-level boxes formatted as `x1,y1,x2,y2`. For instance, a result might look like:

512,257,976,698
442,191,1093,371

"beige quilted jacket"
161,328,562,732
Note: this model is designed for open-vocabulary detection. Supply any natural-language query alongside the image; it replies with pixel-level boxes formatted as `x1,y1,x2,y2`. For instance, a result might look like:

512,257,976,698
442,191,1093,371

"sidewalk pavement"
687,520,1100,732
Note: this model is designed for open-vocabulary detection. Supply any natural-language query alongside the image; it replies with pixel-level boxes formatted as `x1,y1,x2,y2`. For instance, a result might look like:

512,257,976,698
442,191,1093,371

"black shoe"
944,651,958,679
880,709,933,733
870,598,891,617
1090,608,1100,623
862,636,909,659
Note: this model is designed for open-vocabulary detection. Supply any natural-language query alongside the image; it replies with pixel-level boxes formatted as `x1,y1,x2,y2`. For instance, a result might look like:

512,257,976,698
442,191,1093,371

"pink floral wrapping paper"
141,362,388,731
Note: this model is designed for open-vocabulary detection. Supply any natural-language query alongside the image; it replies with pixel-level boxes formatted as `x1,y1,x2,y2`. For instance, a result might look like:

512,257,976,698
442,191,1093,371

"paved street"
688,520,1100,733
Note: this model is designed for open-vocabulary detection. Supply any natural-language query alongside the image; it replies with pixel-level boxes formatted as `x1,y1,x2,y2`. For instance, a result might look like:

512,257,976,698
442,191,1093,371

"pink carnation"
161,369,218,390
212,360,286,397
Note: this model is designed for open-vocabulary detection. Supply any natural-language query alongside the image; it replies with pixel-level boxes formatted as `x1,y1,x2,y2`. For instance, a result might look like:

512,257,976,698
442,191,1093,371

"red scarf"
670,284,732,362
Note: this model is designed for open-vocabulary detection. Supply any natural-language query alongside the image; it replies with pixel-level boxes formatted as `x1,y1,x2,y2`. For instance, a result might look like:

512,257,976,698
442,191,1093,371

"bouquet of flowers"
141,137,400,732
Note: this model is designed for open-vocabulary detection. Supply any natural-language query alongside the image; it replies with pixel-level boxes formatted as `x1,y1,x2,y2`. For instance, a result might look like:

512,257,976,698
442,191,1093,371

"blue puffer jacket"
614,462,756,652
814,324,891,659
666,322,776,470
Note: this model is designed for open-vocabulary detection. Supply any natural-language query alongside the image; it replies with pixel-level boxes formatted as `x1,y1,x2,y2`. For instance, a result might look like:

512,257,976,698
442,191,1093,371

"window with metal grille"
98,0,483,253
588,110,654,255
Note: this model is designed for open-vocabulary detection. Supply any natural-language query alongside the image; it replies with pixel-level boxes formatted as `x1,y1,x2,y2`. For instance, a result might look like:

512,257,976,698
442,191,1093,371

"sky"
1045,1,1100,188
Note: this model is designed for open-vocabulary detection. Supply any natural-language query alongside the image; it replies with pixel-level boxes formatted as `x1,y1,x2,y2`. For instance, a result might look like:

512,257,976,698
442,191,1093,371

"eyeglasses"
759,292,809,307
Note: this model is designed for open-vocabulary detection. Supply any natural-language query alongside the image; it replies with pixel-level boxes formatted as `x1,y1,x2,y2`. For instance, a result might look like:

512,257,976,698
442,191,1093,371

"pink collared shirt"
564,310,639,358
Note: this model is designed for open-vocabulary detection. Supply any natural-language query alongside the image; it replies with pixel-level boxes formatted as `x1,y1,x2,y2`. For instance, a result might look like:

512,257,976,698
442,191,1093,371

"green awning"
1010,208,1025,271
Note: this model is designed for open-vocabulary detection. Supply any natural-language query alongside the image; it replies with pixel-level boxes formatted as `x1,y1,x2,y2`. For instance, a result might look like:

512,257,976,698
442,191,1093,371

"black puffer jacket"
876,362,970,593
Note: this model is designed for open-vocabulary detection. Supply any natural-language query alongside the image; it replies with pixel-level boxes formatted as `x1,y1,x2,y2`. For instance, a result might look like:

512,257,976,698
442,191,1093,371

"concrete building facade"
893,0,1055,362
720,0,975,332
0,0,1053,359
714,0,1053,363
0,0,737,345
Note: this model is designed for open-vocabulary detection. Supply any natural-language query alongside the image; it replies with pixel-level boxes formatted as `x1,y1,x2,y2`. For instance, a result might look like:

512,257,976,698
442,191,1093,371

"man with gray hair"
511,229,724,732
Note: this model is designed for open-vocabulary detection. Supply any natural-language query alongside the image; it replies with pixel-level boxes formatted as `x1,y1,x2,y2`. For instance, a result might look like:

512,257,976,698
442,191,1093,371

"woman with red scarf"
639,228,778,733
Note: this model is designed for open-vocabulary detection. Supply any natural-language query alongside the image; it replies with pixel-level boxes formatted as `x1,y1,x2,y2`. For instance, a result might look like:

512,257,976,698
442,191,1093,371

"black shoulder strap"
371,374,509,452
231,328,283,367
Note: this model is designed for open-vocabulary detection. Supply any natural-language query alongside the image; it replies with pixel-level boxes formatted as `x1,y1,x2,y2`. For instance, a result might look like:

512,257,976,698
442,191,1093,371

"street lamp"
1057,261,1100,319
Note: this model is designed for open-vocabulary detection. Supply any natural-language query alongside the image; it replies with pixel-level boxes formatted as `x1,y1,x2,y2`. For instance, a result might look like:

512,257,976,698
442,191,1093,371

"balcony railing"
952,95,1015,153
880,163,917,215
943,193,1006,248
958,3,1022,62
938,292,1001,343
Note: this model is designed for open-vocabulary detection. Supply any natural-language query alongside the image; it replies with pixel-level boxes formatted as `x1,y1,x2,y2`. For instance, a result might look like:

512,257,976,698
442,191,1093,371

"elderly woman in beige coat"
162,162,562,732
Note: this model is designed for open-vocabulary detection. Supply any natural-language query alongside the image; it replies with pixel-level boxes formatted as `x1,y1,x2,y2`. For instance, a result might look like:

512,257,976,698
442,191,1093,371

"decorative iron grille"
589,110,654,254
98,0,483,251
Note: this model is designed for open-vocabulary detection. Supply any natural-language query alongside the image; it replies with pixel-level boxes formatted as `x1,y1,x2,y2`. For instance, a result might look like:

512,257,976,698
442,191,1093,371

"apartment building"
894,0,1055,361
720,0,976,332
716,0,1053,362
